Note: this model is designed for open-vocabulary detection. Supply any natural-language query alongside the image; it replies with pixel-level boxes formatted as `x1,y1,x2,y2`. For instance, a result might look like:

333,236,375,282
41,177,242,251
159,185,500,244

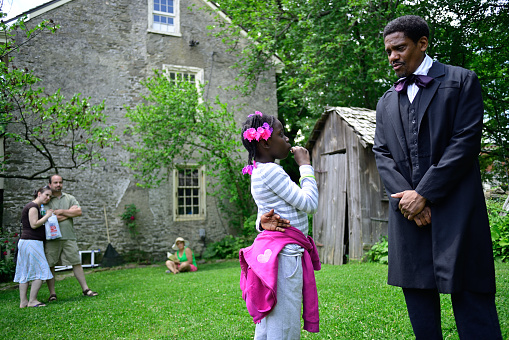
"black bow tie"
394,74,434,93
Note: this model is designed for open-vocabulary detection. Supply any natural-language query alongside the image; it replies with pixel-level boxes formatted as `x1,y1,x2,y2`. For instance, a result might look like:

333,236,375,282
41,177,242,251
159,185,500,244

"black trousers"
402,288,502,340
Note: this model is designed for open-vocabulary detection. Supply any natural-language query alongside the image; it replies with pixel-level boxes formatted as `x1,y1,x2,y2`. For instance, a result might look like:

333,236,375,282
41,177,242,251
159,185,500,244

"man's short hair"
49,174,61,184
383,15,429,44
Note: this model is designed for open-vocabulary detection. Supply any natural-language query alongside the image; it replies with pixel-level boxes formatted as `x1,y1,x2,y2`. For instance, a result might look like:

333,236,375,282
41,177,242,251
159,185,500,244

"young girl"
239,111,320,339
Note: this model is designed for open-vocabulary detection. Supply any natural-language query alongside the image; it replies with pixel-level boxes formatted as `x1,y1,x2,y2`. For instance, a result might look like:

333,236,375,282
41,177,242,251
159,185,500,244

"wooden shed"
306,107,389,265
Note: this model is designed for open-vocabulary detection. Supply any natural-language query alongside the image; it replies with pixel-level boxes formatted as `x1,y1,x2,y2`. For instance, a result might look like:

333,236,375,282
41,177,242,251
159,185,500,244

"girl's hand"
46,209,54,217
261,209,291,232
291,146,311,166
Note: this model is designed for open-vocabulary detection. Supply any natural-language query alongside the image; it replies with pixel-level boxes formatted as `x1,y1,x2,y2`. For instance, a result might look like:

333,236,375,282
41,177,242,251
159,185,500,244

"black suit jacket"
373,62,495,293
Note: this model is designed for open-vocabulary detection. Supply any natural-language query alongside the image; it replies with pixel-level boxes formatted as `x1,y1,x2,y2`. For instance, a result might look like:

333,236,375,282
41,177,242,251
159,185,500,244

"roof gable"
5,0,72,22
306,106,376,150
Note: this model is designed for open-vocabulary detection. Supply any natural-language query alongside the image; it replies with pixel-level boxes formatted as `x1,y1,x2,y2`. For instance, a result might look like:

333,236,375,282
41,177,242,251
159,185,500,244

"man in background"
45,174,98,301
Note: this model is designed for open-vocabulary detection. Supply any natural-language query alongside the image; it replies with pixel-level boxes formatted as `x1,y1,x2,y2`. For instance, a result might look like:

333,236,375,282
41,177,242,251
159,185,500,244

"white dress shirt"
407,54,433,103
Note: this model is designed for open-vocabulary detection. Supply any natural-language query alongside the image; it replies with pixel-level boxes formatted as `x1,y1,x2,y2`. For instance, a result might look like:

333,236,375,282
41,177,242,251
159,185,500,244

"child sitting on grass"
238,111,321,339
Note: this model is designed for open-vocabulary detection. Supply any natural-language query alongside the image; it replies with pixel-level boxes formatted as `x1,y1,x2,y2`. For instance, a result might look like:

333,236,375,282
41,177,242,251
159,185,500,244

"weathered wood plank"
310,107,387,265
331,152,346,265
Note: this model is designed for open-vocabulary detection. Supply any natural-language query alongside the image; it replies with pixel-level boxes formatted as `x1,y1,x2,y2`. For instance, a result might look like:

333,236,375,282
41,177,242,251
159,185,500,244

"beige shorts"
45,239,81,267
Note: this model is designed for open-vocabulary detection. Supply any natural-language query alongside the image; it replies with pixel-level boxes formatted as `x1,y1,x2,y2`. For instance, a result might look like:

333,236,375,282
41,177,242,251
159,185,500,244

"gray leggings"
254,253,303,340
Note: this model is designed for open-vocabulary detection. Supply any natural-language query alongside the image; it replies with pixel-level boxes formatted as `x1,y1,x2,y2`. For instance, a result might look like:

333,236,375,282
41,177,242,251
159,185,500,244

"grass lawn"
1,261,508,339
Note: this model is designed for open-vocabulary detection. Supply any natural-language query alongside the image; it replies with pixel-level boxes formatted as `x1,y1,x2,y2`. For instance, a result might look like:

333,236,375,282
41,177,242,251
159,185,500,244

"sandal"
48,294,57,302
29,303,47,307
82,288,98,297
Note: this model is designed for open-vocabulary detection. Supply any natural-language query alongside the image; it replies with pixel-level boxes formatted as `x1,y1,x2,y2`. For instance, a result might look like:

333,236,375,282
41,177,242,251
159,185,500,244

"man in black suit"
373,15,502,339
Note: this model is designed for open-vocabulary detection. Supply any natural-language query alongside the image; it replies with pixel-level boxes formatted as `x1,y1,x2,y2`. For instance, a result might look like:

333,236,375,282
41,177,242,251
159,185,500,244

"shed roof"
306,106,376,150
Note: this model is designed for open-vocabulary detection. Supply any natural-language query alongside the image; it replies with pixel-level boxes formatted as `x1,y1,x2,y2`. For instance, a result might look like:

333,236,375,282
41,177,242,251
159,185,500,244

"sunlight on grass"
1,261,507,339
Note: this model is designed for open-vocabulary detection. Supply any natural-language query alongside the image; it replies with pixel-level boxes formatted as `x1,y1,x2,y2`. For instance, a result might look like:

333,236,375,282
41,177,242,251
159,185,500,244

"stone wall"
3,0,278,260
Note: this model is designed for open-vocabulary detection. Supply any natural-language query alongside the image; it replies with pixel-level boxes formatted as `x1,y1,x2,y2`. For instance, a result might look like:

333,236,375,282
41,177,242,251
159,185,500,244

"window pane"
154,0,174,14
193,197,198,205
179,207,184,215
186,189,191,196
186,197,191,205
187,208,193,214
193,207,199,214
193,189,199,196
153,15,174,32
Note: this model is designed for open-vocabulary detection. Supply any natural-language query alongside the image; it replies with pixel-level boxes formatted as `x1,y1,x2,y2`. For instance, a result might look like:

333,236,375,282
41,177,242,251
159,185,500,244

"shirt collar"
51,192,66,199
413,54,433,76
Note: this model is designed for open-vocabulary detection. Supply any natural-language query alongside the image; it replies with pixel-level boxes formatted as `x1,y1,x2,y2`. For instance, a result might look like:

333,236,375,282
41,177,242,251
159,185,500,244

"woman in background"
14,186,54,307
165,237,197,274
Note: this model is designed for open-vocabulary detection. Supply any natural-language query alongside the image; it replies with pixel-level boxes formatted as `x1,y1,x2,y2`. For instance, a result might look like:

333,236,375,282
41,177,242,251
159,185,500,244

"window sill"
174,215,206,222
147,29,182,37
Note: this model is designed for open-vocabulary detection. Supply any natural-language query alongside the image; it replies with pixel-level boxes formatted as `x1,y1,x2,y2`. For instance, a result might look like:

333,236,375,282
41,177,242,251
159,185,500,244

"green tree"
206,0,404,134
124,70,255,228
415,0,509,188
206,0,508,184
0,12,118,180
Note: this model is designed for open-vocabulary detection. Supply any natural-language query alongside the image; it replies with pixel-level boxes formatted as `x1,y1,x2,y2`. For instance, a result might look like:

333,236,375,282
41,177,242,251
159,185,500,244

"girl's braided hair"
241,113,276,166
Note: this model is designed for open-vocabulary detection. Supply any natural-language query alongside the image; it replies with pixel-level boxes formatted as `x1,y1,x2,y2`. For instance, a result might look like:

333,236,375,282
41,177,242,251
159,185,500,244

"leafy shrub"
241,214,259,238
120,204,139,236
203,214,258,260
487,196,509,262
365,235,389,264
0,232,18,283
203,212,315,260
0,258,16,283
202,235,254,260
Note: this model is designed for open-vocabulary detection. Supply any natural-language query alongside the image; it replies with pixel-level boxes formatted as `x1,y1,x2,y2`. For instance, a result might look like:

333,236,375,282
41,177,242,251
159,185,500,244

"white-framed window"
173,165,206,221
162,65,204,102
163,64,204,88
148,0,181,37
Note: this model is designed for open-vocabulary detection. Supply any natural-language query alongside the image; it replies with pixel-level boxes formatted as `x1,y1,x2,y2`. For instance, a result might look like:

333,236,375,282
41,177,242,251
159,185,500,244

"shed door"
314,153,347,265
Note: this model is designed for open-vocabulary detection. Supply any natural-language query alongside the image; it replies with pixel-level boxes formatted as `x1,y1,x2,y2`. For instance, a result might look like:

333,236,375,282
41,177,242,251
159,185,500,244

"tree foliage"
206,0,509,186
412,0,509,188
124,71,255,227
0,12,118,180
206,0,404,135
486,196,509,262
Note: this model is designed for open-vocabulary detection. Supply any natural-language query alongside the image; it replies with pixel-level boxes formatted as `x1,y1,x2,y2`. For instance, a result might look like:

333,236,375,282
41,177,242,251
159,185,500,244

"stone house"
3,0,280,260
306,107,388,265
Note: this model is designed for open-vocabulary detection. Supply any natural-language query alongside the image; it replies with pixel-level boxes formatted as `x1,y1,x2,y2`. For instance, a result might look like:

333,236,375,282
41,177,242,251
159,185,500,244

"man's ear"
418,36,428,52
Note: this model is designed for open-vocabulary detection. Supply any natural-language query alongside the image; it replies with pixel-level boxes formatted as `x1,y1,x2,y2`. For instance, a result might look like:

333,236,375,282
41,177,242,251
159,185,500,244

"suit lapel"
384,89,408,156
417,62,445,127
